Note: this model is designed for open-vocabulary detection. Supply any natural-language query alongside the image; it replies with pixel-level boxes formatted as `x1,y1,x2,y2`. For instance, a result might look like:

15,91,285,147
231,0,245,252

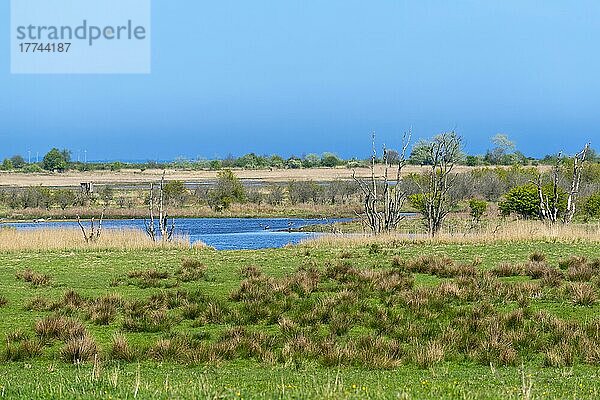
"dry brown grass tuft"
176,259,207,282
16,269,51,287
568,283,597,306
61,334,99,364
110,333,135,361
35,315,87,340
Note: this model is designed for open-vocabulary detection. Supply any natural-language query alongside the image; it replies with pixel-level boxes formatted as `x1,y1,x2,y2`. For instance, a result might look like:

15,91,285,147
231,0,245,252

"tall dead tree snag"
144,172,175,242
353,130,411,234
535,143,590,225
76,209,105,243
536,154,562,224
412,131,462,237
564,143,590,224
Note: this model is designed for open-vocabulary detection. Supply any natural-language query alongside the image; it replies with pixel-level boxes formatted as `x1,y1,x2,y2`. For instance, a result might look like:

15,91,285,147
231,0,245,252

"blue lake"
4,218,350,250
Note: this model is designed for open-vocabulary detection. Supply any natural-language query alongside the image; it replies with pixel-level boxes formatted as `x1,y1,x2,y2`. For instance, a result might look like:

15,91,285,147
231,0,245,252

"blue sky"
1,1,599,161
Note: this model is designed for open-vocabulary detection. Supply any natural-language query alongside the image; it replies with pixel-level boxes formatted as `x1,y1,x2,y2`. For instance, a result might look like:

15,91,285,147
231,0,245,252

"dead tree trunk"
144,171,175,242
536,154,561,224
416,131,462,237
353,130,411,234
536,143,590,225
76,209,105,243
564,144,590,224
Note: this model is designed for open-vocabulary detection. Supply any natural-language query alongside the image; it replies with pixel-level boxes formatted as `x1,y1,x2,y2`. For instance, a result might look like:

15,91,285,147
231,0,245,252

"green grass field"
1,240,600,399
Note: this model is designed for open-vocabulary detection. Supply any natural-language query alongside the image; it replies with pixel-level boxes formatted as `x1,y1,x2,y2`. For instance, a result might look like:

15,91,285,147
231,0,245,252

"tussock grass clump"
127,269,175,288
566,262,595,282
110,333,135,361
60,334,99,364
491,262,523,277
176,259,207,282
529,252,546,262
543,342,575,367
213,327,277,363
35,315,87,340
16,269,51,287
4,338,43,361
568,283,597,306
25,296,57,311
128,269,170,280
88,294,122,325
412,340,445,369
240,265,262,279
123,302,173,333
62,290,86,309
395,255,476,278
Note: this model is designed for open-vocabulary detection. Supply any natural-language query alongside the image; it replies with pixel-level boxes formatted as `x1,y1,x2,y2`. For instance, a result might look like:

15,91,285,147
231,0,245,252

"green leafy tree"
302,154,321,168
163,180,188,207
1,159,13,171
42,148,68,171
408,140,433,165
208,170,245,211
321,152,341,167
286,158,303,169
10,155,26,169
486,134,516,165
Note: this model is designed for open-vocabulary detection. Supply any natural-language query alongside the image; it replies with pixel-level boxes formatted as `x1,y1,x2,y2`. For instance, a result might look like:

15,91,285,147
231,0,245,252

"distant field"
0,165,489,187
0,232,599,399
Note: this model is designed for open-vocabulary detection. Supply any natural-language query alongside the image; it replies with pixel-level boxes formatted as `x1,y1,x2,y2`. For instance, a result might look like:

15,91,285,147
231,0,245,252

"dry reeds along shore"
0,228,193,251
304,220,600,247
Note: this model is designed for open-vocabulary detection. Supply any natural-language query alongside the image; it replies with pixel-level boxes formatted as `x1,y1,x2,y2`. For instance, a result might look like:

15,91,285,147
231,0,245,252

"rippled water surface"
5,218,350,250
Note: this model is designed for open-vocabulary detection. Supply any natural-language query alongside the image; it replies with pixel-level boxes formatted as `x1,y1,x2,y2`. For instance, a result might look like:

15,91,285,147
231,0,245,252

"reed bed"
0,228,192,252
304,220,600,247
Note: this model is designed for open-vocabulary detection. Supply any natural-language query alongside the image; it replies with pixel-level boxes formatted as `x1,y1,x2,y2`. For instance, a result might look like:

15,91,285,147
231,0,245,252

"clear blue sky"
1,1,599,161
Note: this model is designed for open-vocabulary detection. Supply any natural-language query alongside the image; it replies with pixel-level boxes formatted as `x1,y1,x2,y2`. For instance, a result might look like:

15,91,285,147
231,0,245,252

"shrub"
468,198,488,222
499,184,567,219
582,192,600,220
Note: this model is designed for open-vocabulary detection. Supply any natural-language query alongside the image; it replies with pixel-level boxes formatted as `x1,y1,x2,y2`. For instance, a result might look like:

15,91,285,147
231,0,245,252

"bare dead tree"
564,143,590,224
353,130,411,234
144,171,175,242
535,153,561,223
415,131,462,237
76,209,105,243
536,144,590,224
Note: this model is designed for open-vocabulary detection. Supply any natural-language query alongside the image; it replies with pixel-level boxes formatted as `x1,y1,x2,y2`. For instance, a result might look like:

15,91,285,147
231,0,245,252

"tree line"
2,135,599,173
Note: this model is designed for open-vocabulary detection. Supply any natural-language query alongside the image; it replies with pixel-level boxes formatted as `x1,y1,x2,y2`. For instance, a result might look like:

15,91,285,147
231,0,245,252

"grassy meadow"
0,229,600,398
